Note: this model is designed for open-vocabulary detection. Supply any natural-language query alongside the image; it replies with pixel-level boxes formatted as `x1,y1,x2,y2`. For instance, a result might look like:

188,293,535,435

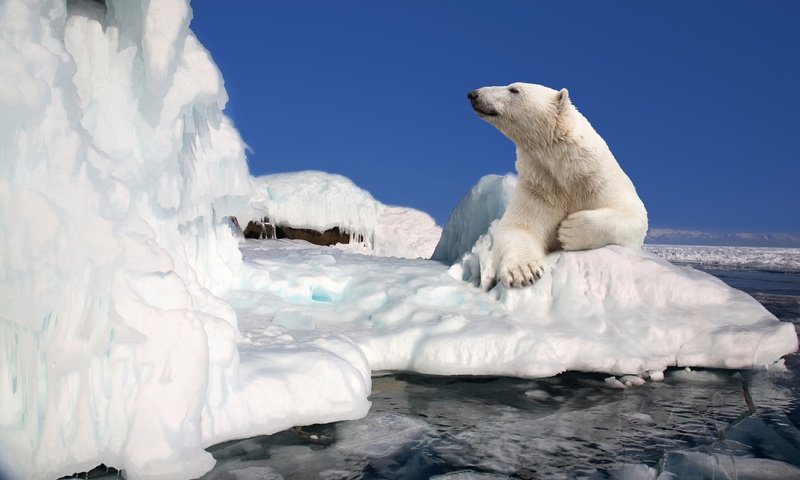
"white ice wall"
0,1,254,478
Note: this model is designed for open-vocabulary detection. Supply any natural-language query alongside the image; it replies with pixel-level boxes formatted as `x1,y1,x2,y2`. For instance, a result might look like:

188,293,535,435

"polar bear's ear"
555,88,573,138
556,88,570,111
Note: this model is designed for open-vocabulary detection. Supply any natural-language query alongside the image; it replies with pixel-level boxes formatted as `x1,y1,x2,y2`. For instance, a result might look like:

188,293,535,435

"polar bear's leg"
492,224,547,287
557,208,647,251
492,189,562,288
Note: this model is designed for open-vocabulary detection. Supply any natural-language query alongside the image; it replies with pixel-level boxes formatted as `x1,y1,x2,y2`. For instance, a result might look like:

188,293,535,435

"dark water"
199,267,800,480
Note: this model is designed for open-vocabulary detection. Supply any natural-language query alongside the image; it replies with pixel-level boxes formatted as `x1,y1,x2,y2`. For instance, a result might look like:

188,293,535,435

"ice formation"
247,171,442,259
0,1,342,479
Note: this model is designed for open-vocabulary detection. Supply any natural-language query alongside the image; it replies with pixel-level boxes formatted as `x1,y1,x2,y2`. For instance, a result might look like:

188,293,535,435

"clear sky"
191,1,799,233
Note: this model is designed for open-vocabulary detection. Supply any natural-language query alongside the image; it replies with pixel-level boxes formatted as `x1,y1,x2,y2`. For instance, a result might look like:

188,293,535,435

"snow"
1,1,797,479
374,205,442,259
247,170,442,259
249,171,380,244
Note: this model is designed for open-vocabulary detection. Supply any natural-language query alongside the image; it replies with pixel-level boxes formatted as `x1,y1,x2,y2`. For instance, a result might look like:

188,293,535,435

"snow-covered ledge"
451,240,796,375
429,173,798,376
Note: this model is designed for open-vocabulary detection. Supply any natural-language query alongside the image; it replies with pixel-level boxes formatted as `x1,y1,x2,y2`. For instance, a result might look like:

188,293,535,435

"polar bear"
468,82,648,288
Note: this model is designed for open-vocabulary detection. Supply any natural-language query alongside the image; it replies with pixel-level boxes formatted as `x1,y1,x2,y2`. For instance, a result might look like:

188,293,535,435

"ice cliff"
1,1,254,478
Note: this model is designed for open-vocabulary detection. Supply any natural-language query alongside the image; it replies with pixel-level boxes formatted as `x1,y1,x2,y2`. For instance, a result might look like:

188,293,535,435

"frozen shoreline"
645,244,800,272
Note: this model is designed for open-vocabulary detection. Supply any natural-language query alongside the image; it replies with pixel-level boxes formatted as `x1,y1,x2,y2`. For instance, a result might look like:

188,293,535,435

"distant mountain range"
645,228,800,248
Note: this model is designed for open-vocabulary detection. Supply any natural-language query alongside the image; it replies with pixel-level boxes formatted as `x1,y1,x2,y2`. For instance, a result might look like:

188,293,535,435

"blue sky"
192,1,799,233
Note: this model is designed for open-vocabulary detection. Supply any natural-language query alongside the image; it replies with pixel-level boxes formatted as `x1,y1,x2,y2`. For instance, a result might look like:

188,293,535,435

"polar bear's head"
468,82,573,146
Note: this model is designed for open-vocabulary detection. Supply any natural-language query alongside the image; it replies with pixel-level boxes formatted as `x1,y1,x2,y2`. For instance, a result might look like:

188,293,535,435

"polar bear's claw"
499,262,544,288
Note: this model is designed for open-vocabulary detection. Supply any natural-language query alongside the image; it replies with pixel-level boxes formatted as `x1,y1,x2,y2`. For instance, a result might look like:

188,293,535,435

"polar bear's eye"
509,87,520,94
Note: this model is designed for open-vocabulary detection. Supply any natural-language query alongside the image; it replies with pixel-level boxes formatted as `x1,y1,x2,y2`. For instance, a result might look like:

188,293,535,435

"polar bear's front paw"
558,211,604,251
498,260,545,288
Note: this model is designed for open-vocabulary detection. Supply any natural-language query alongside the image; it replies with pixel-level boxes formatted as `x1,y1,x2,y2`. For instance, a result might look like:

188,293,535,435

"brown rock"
241,217,363,246
243,219,275,239
275,225,363,246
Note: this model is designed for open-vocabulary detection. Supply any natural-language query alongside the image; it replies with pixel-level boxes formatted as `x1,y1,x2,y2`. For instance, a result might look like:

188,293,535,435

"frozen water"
204,347,800,479
200,259,800,480
246,171,442,259
646,244,800,272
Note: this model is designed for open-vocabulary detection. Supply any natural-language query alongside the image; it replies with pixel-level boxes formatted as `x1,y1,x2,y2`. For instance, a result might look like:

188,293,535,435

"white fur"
470,82,648,288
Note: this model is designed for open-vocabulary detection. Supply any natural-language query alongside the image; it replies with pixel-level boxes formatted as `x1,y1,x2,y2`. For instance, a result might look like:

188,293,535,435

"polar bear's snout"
468,89,498,117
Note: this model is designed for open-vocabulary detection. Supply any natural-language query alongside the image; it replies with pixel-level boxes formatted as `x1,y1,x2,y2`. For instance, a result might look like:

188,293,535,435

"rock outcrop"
241,216,362,246
243,218,275,239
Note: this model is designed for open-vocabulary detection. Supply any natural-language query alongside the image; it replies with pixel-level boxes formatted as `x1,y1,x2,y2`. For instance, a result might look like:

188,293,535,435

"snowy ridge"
248,171,442,259
646,244,800,272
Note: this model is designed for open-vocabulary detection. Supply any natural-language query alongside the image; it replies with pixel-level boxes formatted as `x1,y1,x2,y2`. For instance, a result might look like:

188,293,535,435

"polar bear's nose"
467,90,479,101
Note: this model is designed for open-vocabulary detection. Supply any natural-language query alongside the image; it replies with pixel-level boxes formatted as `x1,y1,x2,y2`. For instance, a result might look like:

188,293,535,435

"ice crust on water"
247,170,442,259
645,244,800,272
1,1,797,479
